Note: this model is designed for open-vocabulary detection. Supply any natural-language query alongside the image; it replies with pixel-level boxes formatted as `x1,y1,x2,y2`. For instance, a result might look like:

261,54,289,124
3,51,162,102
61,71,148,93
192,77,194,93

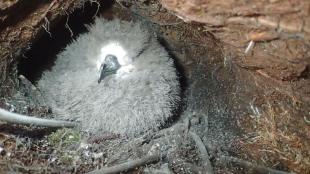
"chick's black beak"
98,54,121,84
98,63,107,83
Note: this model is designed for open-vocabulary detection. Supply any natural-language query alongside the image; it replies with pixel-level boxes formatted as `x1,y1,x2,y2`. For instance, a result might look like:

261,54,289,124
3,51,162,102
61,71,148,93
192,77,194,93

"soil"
0,0,309,174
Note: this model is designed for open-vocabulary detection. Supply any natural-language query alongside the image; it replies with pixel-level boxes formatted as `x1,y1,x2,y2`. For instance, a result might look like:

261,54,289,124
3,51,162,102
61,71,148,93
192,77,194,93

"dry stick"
87,152,166,174
115,0,127,9
89,0,100,18
244,40,255,54
0,108,77,128
304,116,310,125
219,155,295,174
189,131,214,174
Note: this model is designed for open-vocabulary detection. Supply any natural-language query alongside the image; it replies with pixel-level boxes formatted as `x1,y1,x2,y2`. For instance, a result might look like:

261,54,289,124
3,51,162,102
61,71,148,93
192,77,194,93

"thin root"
87,152,166,174
189,131,214,174
219,155,294,174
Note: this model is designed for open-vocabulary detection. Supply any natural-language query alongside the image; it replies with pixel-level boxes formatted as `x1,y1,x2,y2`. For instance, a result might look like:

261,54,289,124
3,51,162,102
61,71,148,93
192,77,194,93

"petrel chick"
38,18,180,137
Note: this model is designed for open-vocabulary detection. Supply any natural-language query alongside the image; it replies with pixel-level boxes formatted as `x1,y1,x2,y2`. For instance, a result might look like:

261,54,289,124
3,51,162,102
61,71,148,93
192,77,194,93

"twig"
201,112,209,134
183,117,190,134
189,131,214,174
39,0,57,21
151,21,183,26
304,116,310,125
42,17,52,37
89,0,100,18
87,152,166,174
0,108,77,128
115,0,127,9
39,0,58,37
219,155,295,174
8,163,48,172
57,130,68,151
64,11,73,37
245,40,255,55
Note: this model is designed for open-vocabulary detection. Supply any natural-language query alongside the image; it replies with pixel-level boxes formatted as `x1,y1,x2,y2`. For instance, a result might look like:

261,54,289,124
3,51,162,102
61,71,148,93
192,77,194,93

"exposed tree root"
87,152,166,174
219,155,294,174
96,114,293,174
0,108,77,128
189,131,214,174
86,117,214,174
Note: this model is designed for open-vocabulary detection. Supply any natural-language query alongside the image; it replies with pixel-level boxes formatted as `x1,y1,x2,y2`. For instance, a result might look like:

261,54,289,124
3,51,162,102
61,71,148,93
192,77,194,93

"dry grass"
242,103,310,173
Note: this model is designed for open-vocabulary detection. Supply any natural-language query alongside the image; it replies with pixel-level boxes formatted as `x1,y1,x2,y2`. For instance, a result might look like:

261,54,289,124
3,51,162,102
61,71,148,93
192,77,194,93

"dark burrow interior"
2,1,293,173
18,2,114,83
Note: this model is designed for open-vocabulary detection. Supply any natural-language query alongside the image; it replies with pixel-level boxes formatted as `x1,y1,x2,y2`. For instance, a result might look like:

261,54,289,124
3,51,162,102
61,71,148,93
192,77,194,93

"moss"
48,128,81,148
59,153,75,165
47,128,81,165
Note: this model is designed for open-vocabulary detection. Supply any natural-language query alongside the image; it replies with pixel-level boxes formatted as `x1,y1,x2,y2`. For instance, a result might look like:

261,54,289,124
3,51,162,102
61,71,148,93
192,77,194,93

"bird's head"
96,43,134,83
98,54,121,83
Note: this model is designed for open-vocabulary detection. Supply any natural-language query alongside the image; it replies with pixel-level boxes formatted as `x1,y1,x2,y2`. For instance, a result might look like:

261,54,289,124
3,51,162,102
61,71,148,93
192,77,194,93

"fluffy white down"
38,18,180,137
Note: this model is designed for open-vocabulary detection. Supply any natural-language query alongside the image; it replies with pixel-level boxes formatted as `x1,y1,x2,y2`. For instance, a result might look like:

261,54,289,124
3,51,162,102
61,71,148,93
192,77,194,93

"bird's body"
38,19,180,137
